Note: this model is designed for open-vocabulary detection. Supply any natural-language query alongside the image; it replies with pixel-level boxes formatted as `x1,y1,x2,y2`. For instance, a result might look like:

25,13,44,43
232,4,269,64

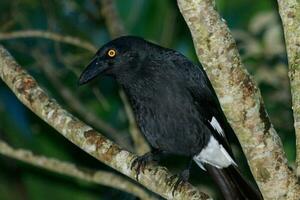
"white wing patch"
210,116,224,136
193,136,237,170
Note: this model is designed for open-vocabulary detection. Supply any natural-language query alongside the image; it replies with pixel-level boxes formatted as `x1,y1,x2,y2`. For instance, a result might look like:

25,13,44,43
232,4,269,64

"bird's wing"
187,84,234,157
171,54,234,157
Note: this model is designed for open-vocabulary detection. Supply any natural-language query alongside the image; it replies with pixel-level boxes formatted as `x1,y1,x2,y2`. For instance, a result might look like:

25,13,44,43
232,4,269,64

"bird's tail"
203,164,263,200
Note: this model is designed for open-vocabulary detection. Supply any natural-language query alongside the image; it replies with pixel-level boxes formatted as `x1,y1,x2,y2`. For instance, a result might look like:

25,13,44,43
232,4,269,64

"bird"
78,36,263,200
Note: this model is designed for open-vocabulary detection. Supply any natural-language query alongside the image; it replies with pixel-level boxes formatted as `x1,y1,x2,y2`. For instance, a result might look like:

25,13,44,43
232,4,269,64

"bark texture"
177,0,300,199
277,0,300,176
0,45,211,200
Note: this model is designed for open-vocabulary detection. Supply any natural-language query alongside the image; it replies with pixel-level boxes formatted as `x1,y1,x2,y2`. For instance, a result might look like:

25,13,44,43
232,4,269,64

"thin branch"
0,30,97,52
0,45,211,200
177,0,300,199
98,0,150,155
92,87,110,111
277,0,300,176
160,7,177,47
0,19,15,32
0,139,156,200
97,0,126,38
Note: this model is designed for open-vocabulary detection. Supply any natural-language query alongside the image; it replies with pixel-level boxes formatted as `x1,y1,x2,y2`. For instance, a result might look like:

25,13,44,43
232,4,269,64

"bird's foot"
131,151,157,181
167,169,190,196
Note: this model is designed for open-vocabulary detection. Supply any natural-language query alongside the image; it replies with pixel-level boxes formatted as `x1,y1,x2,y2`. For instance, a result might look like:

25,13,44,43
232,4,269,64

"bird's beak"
78,56,108,85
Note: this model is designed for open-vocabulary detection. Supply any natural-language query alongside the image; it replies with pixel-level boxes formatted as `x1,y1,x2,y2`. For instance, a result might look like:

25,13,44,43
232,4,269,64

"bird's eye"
107,49,116,58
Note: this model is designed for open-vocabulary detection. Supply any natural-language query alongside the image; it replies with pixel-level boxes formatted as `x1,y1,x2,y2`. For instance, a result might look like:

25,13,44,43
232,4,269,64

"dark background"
0,0,294,199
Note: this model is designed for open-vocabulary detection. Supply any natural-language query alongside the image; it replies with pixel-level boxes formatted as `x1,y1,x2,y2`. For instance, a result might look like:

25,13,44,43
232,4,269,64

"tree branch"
98,0,126,38
0,45,211,200
177,0,300,199
0,139,156,200
277,0,300,176
0,30,97,52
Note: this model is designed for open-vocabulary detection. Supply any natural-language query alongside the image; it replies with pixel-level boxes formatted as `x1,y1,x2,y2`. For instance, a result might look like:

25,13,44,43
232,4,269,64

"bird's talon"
131,157,139,170
131,154,152,181
166,170,189,196
172,177,185,196
166,174,177,186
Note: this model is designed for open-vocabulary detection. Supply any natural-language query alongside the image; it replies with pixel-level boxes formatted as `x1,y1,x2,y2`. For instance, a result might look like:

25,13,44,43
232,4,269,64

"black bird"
79,36,263,200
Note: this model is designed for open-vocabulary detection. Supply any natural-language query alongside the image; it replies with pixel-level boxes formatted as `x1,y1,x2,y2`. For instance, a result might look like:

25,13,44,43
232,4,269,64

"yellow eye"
107,49,116,58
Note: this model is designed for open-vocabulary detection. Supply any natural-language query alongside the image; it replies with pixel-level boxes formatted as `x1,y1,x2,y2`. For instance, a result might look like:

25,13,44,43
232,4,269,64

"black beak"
78,56,108,85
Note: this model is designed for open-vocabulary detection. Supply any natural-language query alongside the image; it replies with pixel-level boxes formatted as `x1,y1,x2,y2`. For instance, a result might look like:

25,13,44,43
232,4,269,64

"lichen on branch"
177,0,300,199
277,0,300,177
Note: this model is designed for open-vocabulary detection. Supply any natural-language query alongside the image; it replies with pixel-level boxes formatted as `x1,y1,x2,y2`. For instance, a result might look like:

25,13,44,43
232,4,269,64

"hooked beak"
78,56,108,85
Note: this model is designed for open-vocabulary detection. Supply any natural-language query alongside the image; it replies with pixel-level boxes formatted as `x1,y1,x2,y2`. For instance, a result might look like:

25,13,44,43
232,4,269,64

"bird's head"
78,36,149,85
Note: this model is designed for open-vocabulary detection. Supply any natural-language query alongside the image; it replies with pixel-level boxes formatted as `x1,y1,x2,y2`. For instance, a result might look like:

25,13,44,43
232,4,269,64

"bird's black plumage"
79,36,262,200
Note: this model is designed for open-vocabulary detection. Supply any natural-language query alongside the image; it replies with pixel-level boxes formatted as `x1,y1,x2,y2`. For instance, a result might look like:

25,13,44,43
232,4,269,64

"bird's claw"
167,169,190,196
131,153,153,181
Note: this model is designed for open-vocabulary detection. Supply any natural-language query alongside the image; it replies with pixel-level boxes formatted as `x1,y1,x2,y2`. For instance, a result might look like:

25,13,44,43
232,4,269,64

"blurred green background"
0,0,294,199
